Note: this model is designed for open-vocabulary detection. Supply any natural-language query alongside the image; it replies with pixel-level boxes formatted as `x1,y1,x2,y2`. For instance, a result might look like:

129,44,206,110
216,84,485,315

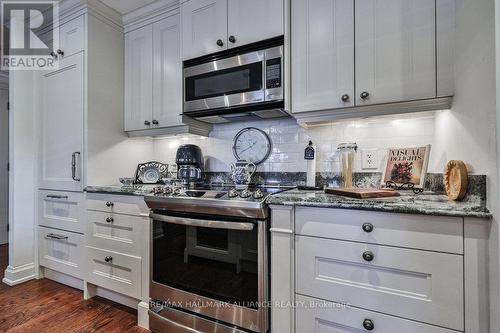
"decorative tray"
134,161,169,184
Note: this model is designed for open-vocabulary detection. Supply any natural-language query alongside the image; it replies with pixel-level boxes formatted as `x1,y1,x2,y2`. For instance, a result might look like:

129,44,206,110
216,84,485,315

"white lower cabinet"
296,236,463,331
269,206,472,333
86,210,148,256
84,193,149,303
296,294,458,333
38,190,85,233
85,246,142,299
38,226,84,279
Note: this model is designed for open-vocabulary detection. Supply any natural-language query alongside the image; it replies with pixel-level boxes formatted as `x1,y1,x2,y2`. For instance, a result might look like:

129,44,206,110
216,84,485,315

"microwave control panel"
266,58,282,89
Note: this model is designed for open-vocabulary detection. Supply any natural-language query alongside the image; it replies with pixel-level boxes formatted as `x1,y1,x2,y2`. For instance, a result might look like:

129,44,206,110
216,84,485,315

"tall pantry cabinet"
35,2,129,282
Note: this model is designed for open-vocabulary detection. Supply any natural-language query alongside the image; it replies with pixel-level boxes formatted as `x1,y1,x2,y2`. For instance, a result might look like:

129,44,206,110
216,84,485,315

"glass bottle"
337,143,358,188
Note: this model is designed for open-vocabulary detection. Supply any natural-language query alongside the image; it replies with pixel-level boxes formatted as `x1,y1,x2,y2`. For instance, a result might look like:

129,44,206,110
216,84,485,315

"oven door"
150,212,268,333
184,51,265,113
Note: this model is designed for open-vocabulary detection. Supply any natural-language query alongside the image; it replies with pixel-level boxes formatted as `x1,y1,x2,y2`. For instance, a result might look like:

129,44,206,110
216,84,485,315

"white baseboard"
138,300,150,330
2,263,36,286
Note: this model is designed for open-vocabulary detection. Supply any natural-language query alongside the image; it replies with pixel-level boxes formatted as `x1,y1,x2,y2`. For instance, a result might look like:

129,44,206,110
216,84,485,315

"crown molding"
123,0,179,33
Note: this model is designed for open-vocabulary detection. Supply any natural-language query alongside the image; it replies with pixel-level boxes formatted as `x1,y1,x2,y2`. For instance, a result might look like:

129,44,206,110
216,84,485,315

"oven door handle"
150,213,254,231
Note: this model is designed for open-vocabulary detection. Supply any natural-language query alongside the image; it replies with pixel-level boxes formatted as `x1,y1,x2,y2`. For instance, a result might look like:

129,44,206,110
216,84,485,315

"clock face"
232,128,272,165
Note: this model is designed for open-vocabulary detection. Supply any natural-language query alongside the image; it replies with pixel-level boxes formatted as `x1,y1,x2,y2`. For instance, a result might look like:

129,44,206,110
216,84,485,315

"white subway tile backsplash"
152,111,438,173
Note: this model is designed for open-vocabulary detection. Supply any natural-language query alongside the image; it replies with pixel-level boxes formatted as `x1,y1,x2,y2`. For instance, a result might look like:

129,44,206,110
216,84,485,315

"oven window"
185,62,263,101
152,220,259,309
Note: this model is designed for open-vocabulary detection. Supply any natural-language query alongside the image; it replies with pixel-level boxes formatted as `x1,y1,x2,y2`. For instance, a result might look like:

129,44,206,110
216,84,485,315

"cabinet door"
181,0,227,60
291,0,354,113
227,0,283,48
153,15,183,128
39,54,84,191
58,15,85,59
355,0,436,105
124,25,153,132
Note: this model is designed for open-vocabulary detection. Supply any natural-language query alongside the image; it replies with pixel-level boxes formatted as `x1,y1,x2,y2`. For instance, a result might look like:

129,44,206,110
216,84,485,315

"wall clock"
232,127,272,165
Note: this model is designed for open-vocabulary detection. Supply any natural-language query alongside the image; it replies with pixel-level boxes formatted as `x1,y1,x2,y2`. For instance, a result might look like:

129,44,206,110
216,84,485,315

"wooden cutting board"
324,187,401,199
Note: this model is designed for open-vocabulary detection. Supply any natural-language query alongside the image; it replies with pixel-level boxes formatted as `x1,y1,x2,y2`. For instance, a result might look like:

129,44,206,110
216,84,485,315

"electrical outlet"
362,149,378,170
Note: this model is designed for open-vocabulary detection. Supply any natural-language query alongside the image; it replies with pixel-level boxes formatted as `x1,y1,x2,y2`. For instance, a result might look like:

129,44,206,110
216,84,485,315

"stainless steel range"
146,184,290,333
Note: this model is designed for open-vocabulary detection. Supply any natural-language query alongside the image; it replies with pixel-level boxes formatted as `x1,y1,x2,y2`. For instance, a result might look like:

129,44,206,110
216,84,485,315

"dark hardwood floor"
0,244,149,333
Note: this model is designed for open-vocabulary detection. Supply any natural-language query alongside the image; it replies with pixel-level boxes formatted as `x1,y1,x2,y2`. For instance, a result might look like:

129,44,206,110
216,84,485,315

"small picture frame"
381,145,431,188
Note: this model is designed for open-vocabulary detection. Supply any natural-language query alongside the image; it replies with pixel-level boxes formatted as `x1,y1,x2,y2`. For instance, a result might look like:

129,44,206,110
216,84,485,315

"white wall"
437,0,498,331
0,86,8,245
153,112,438,174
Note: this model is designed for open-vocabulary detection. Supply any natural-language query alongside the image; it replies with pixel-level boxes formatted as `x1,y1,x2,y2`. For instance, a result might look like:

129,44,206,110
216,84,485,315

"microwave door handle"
150,213,254,231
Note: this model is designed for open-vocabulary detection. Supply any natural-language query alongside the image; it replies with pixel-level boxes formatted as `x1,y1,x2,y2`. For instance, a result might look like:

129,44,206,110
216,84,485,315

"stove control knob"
153,186,163,195
163,187,172,195
240,189,252,198
228,189,239,198
253,189,264,199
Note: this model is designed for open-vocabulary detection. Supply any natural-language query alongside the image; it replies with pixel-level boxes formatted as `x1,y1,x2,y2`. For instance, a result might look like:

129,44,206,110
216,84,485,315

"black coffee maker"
176,144,205,187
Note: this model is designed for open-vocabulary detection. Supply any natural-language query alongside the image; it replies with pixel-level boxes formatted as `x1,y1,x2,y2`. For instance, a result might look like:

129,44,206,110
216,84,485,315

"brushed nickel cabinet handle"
45,233,68,240
46,194,68,199
71,152,81,181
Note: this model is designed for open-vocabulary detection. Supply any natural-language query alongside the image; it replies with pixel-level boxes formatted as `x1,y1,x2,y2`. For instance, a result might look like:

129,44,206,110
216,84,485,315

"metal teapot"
230,160,256,189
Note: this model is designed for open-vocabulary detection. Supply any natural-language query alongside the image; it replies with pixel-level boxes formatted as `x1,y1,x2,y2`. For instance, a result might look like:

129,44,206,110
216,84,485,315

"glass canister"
337,143,358,188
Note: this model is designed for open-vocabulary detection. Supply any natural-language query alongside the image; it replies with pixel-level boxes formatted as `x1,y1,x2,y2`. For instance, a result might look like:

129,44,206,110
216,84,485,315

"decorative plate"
134,161,169,184
444,160,468,201
232,127,272,165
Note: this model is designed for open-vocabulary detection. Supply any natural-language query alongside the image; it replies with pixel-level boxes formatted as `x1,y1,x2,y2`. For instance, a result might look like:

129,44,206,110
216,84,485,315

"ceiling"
100,0,158,14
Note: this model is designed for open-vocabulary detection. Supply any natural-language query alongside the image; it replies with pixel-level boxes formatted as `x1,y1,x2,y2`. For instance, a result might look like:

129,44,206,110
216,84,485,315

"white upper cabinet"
125,13,197,134
58,15,85,59
227,0,284,48
124,24,153,132
153,14,183,128
39,54,84,191
355,0,436,105
182,0,284,60
291,0,354,113
181,0,228,60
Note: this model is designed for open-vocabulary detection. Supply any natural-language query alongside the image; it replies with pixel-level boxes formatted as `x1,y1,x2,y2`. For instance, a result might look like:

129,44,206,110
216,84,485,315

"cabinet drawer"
86,246,142,299
59,15,84,58
86,211,148,256
296,294,458,333
296,236,463,331
86,193,148,216
38,190,85,233
38,226,84,279
295,207,463,254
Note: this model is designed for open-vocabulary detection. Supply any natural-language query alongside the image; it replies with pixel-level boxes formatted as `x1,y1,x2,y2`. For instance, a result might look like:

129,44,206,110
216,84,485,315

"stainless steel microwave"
183,38,286,123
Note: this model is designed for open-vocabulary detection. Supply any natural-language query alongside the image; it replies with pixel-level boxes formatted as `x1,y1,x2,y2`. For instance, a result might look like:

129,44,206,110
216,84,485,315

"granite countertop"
266,189,492,219
85,185,156,196
85,185,492,219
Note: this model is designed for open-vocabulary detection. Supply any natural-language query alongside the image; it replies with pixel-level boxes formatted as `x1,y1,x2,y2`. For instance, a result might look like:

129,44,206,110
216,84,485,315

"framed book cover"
381,145,431,188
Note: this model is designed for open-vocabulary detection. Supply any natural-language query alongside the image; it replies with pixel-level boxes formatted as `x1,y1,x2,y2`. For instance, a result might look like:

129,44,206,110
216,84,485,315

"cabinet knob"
56,49,64,56
105,201,114,207
104,256,113,263
362,251,374,262
360,91,370,100
228,35,236,43
144,120,151,126
106,217,114,223
363,319,374,331
362,223,374,233
152,120,159,125
50,51,57,59
341,94,350,102
216,39,224,47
